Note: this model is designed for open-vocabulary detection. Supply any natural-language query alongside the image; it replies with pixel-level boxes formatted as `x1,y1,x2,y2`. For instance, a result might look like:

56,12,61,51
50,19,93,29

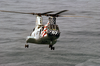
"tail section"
36,16,43,26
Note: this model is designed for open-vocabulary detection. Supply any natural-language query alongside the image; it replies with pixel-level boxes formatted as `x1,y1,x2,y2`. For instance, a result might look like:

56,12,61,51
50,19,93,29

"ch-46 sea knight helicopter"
0,10,91,50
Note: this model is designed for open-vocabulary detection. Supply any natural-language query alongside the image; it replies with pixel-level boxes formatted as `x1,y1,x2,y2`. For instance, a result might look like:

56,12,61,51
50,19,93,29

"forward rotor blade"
0,10,35,14
55,10,68,15
60,15,92,18
0,10,54,15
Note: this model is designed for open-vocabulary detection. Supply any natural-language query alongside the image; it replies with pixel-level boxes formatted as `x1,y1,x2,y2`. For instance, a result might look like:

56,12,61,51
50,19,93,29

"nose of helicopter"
47,30,60,39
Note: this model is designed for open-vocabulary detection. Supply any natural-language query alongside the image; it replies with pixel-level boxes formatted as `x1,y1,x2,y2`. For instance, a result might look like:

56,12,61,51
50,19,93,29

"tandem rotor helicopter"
0,10,91,50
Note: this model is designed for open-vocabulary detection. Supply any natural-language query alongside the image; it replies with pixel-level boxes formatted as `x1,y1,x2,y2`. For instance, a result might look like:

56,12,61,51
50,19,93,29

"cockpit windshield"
48,24,59,31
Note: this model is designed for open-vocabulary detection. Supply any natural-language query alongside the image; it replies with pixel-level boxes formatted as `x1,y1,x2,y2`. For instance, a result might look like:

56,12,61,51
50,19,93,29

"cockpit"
47,24,59,31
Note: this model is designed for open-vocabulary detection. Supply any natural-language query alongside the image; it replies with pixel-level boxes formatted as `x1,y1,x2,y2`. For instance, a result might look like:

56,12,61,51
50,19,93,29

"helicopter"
0,10,91,50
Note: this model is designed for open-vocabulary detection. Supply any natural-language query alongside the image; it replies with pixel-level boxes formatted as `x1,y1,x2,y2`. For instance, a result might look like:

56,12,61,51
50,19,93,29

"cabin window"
42,26,44,31
33,28,35,31
40,30,41,34
38,26,40,29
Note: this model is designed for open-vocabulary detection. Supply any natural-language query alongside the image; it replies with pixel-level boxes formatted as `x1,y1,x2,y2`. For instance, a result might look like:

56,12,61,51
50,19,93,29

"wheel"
25,44,29,48
51,47,55,50
52,47,55,50
49,45,52,48
51,47,53,50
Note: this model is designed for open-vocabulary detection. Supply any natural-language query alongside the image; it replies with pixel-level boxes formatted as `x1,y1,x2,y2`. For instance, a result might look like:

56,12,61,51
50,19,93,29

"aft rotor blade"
41,11,54,15
60,15,92,18
45,10,69,17
55,10,68,15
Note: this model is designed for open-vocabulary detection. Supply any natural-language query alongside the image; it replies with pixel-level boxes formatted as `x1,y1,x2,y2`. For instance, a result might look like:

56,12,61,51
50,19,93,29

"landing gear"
51,47,55,50
25,44,29,48
49,41,55,50
49,45,55,50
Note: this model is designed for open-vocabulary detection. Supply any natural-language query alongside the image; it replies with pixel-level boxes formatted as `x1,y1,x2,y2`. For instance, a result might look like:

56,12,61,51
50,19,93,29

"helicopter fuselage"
26,23,60,45
26,16,60,50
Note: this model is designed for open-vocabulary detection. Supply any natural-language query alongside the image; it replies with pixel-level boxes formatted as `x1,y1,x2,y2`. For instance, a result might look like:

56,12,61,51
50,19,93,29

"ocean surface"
0,0,100,66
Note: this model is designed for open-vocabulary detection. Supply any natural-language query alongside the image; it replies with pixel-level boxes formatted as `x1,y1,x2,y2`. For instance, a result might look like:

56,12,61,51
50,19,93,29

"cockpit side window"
56,25,59,30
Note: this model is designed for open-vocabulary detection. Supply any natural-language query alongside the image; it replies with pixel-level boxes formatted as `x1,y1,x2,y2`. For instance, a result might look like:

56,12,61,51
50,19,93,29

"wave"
66,31,100,37
76,58,100,66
